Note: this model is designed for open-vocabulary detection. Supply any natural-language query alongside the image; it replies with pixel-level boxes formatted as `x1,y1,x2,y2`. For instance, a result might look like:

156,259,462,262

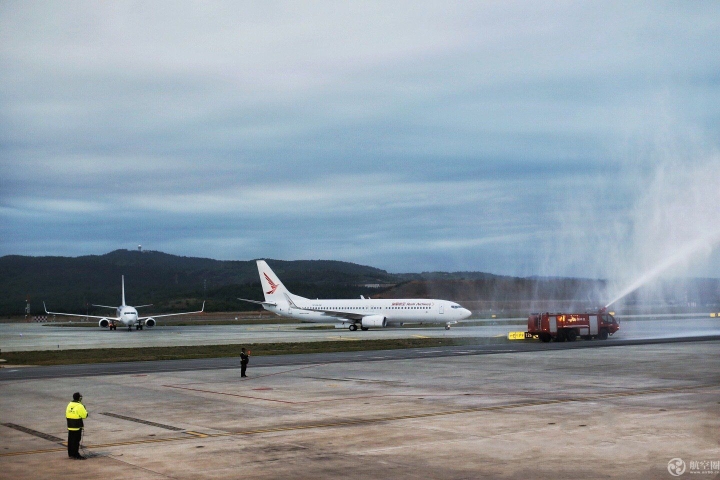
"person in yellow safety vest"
66,392,88,460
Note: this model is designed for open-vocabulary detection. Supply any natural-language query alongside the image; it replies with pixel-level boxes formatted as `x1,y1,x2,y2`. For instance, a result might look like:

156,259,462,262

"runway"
1,314,718,352
1,339,718,479
2,334,720,382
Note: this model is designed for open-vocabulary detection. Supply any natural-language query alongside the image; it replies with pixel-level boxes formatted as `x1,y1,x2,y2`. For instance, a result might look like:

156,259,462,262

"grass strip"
0,337,510,366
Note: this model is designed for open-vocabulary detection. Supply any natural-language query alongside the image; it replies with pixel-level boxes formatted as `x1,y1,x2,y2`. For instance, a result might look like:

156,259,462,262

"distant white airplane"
239,260,472,330
44,275,204,331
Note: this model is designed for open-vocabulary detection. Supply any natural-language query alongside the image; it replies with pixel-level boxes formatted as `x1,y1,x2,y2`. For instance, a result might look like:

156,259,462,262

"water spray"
604,229,720,309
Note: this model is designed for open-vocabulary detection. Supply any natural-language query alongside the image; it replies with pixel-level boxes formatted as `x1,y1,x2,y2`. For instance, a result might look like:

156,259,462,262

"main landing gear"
348,324,369,331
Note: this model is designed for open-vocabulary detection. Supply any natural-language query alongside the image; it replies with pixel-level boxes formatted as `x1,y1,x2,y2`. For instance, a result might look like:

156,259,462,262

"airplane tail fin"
121,275,127,307
256,260,301,304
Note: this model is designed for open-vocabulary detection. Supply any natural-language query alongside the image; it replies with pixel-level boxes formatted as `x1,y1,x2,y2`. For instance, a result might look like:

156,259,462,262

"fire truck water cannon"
526,309,619,343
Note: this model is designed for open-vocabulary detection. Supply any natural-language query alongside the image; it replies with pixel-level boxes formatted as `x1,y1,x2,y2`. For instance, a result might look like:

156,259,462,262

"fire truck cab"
527,310,619,343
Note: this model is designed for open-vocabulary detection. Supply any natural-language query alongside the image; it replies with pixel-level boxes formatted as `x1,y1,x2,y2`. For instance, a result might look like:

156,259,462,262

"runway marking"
1,423,64,443
100,413,184,431
1,383,715,458
163,381,715,406
304,376,399,385
164,386,498,404
163,384,297,404
412,335,430,339
165,363,328,386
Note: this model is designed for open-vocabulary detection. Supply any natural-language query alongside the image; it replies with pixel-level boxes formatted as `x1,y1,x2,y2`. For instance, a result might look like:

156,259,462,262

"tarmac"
1,315,719,352
1,339,719,479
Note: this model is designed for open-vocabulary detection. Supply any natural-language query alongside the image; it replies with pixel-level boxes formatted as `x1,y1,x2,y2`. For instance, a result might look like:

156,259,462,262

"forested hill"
1,250,718,316
0,250,395,315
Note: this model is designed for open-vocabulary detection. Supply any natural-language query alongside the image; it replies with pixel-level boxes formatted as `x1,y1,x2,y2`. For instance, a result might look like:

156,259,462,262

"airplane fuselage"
116,306,139,327
264,298,470,326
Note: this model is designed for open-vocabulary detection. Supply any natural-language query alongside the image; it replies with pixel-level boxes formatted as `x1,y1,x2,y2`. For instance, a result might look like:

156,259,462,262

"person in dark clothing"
65,392,88,459
240,348,249,377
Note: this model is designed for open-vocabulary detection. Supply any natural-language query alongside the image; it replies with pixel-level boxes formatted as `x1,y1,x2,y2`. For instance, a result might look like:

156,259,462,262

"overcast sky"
2,1,719,280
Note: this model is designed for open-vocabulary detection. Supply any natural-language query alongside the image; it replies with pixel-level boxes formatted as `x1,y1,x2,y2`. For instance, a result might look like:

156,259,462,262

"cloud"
1,2,719,276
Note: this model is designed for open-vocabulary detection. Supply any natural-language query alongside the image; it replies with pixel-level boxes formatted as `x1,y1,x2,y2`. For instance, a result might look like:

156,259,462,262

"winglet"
43,301,49,314
284,293,300,309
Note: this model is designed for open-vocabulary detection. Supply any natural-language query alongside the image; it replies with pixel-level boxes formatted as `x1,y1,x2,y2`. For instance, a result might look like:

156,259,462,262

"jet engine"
98,318,109,328
361,315,387,328
145,318,156,328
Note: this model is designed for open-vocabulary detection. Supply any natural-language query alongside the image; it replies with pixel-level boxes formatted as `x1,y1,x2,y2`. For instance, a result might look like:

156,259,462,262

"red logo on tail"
264,273,280,295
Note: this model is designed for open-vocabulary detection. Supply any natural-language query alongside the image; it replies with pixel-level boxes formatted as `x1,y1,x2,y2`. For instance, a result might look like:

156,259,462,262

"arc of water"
605,230,720,309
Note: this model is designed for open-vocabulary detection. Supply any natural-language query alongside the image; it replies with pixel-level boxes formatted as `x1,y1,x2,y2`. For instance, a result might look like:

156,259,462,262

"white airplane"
44,275,204,331
239,260,472,330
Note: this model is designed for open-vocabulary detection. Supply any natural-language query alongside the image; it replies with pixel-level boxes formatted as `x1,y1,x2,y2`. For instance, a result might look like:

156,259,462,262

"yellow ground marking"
411,335,430,339
1,383,715,458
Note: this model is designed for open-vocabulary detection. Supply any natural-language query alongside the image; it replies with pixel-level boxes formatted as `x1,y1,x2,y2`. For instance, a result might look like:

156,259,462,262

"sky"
2,1,720,281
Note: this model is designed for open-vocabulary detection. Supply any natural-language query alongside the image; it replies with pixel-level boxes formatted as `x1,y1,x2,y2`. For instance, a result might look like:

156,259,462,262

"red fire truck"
527,309,619,342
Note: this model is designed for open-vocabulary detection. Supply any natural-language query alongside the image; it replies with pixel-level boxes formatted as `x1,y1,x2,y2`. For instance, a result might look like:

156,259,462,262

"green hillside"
0,250,394,315
1,250,718,316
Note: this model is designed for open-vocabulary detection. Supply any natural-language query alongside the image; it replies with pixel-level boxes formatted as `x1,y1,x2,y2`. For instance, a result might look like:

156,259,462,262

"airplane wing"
239,294,363,322
44,302,119,320
137,302,205,321
312,308,364,321
283,295,363,321
238,297,278,307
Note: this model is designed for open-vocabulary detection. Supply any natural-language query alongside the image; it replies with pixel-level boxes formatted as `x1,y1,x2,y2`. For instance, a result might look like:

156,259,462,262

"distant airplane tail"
121,275,127,307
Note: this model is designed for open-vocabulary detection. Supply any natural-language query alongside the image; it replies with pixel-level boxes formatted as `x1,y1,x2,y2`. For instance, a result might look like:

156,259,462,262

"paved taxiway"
1,315,719,352
1,339,719,479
